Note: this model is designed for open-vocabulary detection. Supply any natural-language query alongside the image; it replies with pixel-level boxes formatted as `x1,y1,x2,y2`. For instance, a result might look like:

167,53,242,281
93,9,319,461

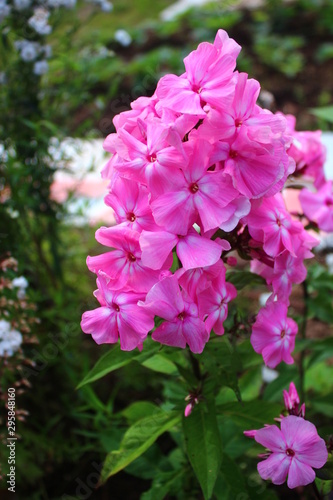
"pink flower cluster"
81,29,326,362
283,114,333,232
244,383,328,489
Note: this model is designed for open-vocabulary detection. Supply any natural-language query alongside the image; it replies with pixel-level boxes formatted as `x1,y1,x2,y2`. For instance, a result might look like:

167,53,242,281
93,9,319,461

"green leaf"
311,394,333,417
217,400,282,428
183,400,222,500
141,469,186,500
213,454,246,499
100,410,180,483
77,340,160,388
310,105,333,123
122,401,159,424
225,270,265,290
141,353,178,374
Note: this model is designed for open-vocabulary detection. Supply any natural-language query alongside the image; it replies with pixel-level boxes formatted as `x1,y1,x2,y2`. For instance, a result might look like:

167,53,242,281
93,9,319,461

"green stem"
188,350,202,381
299,280,309,403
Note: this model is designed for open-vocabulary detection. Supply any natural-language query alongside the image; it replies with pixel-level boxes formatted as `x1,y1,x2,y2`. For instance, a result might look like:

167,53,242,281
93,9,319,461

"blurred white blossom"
326,254,333,275
33,60,49,75
114,29,132,47
20,41,41,62
0,327,23,356
28,7,52,35
12,276,29,298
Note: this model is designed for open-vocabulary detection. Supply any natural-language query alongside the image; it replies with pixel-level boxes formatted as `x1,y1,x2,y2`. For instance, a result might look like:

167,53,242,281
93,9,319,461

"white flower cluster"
12,275,29,299
28,7,52,35
114,29,132,47
14,40,51,74
46,0,76,8
0,320,23,357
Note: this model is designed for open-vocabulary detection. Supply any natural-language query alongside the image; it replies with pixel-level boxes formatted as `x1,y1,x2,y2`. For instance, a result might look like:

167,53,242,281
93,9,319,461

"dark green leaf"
183,400,222,500
100,410,180,483
226,270,265,290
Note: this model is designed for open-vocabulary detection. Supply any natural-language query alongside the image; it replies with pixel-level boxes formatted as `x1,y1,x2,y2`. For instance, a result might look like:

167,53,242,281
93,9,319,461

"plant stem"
188,350,202,381
311,480,322,500
299,280,309,404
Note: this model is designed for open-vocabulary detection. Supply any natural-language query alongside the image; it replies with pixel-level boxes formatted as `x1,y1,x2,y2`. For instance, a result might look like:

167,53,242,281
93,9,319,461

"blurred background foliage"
0,0,333,498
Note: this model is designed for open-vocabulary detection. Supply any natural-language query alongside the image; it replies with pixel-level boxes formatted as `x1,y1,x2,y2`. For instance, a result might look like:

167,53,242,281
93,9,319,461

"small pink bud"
184,404,193,418
226,256,237,267
300,403,306,418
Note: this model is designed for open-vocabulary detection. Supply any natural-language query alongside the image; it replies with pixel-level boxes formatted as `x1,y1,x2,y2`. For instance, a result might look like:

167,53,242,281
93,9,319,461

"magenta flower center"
192,84,202,94
127,252,136,262
286,448,295,457
127,212,136,222
235,118,242,128
325,197,333,207
190,182,199,194
148,154,157,163
280,329,286,338
229,150,238,159
112,303,120,312
177,312,185,321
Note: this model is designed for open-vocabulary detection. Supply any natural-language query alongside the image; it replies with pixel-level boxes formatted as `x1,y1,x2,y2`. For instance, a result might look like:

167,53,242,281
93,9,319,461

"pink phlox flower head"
299,180,333,233
197,264,237,335
251,301,298,368
81,272,154,351
138,275,209,353
254,416,328,489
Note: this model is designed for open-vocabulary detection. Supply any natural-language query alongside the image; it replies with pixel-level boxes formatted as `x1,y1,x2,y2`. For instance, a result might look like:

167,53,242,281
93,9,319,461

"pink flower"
197,266,237,335
87,226,170,293
81,273,154,350
139,275,209,353
246,195,301,258
254,416,328,489
251,301,298,368
156,30,239,116
104,177,157,231
151,139,239,234
300,180,333,232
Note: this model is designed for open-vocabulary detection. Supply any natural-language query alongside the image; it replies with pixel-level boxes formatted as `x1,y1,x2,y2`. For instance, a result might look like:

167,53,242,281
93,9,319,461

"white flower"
0,328,23,357
114,29,132,47
0,319,11,336
20,42,40,62
12,276,29,289
100,0,112,12
13,0,31,10
28,8,52,35
261,365,279,383
33,60,49,75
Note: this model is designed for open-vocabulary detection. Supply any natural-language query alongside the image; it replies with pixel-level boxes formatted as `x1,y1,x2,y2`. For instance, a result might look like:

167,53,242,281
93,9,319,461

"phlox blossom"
251,301,298,368
138,275,209,353
254,416,328,489
81,273,154,351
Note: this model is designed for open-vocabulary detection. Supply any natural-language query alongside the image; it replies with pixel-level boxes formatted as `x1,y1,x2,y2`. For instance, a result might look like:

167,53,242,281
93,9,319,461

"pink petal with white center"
287,459,315,489
258,453,290,485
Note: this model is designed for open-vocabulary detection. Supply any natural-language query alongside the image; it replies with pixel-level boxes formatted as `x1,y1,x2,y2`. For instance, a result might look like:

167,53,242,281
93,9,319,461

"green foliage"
183,400,222,500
